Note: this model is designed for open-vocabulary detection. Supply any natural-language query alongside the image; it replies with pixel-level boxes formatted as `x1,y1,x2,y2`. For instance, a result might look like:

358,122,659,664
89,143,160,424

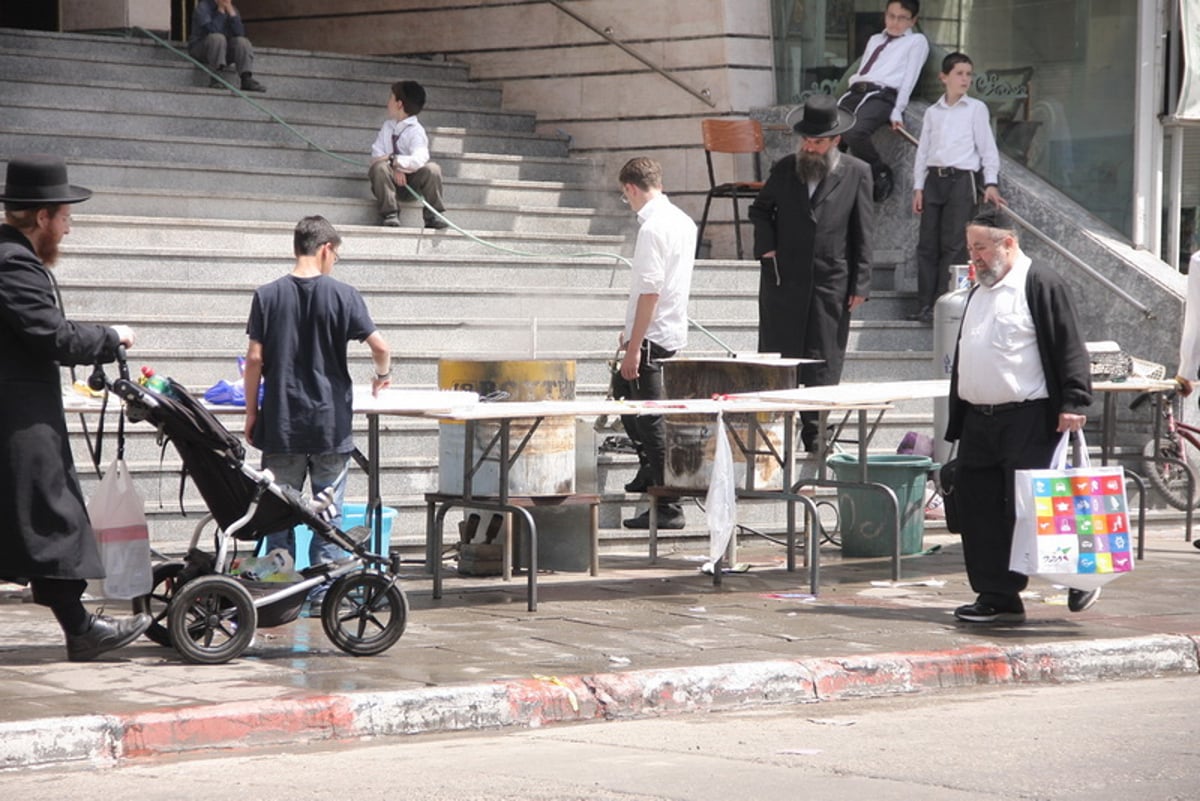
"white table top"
733,379,950,405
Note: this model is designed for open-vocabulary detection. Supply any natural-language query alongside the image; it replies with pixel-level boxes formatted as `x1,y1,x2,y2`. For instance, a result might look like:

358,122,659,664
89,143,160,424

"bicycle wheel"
321,572,408,657
1141,437,1200,510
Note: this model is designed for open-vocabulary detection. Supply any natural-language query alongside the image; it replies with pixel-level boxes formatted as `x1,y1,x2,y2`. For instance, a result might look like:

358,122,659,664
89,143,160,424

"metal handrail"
896,127,1153,319
545,0,715,108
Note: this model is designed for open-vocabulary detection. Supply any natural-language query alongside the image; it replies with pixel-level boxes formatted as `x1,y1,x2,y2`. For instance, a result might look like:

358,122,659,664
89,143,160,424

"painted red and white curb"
4,633,1197,770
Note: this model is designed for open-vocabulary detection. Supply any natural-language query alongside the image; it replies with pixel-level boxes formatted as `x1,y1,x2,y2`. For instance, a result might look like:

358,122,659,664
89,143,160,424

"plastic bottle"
139,366,171,395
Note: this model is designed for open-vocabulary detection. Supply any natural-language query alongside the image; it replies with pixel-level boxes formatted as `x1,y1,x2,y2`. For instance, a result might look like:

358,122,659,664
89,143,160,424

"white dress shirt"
625,194,697,353
957,253,1049,405
848,29,929,123
370,116,430,173
912,94,1001,190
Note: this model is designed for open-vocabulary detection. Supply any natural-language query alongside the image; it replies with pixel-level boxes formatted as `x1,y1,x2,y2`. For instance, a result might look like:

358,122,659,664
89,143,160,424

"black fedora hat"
787,95,856,138
0,154,92,206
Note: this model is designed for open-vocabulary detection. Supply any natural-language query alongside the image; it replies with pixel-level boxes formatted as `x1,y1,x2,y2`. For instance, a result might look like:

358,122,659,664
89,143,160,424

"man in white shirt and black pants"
945,206,1096,624
837,0,929,202
909,51,1004,323
613,157,696,530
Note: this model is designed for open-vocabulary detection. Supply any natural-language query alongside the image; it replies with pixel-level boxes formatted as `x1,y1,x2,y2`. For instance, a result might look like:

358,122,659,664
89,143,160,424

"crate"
260,503,396,571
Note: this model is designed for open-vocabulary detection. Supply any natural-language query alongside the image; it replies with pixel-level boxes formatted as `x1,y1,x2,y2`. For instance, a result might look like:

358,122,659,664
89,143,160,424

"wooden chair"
697,118,765,260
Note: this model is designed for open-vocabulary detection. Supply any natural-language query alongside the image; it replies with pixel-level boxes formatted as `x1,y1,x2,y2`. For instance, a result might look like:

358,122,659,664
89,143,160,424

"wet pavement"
2,521,1199,767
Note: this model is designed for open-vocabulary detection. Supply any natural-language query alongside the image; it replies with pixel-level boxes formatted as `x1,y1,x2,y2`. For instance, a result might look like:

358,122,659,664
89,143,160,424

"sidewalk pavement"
2,523,1199,770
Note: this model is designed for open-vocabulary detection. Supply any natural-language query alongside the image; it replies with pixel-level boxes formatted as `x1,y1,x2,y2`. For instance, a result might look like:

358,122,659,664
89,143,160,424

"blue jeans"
260,452,349,569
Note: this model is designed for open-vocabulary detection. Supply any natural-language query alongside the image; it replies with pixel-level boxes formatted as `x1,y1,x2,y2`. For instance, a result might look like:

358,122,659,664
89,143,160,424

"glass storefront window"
769,0,1138,236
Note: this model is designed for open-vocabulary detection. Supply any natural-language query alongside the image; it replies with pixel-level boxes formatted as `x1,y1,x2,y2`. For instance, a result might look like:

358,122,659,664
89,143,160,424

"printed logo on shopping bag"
1036,537,1076,571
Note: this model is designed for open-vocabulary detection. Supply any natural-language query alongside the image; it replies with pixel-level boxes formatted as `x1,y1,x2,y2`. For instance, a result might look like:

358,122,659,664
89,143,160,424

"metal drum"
437,359,576,496
932,265,973,465
662,357,801,492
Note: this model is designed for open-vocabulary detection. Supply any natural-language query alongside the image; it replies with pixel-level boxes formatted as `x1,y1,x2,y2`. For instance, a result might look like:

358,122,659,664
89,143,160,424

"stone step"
62,158,615,213
63,215,631,258
0,72,509,128
0,124,572,172
72,184,630,232
0,28,474,84
0,105,557,162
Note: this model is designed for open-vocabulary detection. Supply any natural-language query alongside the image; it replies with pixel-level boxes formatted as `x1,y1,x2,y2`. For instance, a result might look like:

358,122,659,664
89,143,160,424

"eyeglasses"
618,192,629,206
324,243,340,263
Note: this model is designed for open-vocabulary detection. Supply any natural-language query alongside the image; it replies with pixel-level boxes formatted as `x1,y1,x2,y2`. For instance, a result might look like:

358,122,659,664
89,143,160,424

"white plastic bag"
86,458,152,599
705,412,738,569
1010,430,1133,591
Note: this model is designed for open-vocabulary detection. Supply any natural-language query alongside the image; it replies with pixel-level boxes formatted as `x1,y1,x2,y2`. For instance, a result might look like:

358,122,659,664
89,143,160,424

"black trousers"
916,170,977,309
837,91,896,168
955,402,1057,605
611,339,675,503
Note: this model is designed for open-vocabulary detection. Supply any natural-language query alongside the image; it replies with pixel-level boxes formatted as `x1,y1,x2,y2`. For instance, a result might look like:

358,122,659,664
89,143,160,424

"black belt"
928,166,972,178
968,399,1046,416
849,82,895,95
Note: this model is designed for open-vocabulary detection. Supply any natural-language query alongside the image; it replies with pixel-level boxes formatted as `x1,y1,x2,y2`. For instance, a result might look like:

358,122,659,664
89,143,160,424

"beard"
794,149,832,184
36,235,61,267
974,253,1008,287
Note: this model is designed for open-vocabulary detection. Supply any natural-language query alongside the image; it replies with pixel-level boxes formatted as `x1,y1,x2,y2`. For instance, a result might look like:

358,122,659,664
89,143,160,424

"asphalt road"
10,675,1200,800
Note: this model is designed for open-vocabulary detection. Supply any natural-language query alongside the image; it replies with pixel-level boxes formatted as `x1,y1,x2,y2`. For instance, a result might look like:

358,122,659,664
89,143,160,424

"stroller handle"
87,344,130,392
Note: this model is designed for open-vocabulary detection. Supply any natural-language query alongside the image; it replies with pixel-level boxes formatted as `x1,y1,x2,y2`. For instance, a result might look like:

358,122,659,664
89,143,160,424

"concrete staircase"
1,28,942,558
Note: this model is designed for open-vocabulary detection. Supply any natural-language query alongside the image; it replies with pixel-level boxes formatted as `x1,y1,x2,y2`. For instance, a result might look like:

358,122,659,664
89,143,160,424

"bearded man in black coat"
749,95,875,451
0,155,151,661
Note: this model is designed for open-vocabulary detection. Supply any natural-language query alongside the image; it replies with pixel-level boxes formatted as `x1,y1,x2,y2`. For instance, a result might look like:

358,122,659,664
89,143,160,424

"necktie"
391,132,401,155
860,34,897,76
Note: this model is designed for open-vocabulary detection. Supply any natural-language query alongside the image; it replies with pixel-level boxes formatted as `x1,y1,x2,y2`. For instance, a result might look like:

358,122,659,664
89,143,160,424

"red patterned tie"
860,34,897,76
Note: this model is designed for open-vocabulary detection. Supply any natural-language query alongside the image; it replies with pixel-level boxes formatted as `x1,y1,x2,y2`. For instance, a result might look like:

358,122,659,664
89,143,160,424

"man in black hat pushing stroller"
0,154,152,661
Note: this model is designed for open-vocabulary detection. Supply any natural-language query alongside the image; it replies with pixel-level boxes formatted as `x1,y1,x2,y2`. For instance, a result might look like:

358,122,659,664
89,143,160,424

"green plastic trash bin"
826,454,935,557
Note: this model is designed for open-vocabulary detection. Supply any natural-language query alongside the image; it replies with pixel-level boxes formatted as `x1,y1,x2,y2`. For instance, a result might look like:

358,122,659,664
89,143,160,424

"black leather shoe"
872,164,894,203
953,601,1025,624
1067,587,1101,613
66,612,153,662
424,217,450,230
906,306,933,324
623,507,685,530
240,74,267,92
624,465,652,494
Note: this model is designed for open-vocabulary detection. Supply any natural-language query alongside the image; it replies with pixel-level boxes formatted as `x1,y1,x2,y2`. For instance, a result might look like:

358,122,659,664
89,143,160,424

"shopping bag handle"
1050,429,1091,471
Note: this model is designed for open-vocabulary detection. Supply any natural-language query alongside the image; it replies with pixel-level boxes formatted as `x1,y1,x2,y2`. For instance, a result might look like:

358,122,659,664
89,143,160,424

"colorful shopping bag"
1009,430,1134,591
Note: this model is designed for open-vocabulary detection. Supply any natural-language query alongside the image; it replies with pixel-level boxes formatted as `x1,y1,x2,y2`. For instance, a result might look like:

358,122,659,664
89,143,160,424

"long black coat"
749,152,874,386
0,224,120,581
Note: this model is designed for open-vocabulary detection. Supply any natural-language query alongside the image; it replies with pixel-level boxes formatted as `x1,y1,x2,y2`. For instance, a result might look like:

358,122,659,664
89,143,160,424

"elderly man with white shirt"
945,206,1095,624
612,157,697,531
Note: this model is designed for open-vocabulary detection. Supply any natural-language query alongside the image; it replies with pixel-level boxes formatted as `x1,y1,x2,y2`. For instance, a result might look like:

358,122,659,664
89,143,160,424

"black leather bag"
938,458,962,534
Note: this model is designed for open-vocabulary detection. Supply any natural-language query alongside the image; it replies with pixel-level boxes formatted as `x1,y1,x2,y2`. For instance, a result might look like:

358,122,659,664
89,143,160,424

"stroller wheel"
132,561,187,647
167,574,257,665
321,572,408,657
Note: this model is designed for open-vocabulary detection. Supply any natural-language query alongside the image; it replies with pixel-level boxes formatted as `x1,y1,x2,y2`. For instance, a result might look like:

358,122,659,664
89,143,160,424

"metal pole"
1132,0,1165,251
1169,126,1185,271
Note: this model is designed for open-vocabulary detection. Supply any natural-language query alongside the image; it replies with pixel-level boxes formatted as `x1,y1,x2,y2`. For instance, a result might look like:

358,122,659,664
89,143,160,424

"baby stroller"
98,356,408,665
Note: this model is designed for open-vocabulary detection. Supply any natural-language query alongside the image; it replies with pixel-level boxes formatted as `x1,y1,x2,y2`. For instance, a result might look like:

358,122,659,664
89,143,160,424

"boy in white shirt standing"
368,80,448,229
838,0,929,202
909,52,1005,323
